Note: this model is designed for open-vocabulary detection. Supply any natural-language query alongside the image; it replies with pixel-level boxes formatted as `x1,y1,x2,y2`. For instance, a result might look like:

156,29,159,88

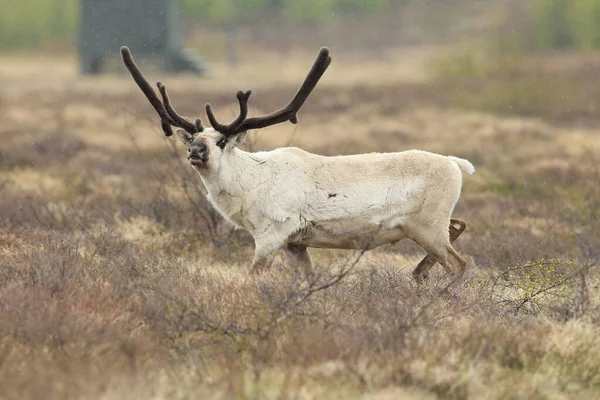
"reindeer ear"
176,129,195,145
230,131,248,147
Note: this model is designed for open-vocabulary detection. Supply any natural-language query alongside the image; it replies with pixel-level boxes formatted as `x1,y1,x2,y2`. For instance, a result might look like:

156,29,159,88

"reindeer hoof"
413,272,429,284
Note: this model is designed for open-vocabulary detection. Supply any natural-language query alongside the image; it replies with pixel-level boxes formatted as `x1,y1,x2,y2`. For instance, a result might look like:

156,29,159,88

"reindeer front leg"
283,244,313,277
249,237,284,275
249,220,304,275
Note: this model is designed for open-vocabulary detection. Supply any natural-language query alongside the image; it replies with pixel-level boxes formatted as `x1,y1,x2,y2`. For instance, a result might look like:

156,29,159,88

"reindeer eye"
216,137,227,149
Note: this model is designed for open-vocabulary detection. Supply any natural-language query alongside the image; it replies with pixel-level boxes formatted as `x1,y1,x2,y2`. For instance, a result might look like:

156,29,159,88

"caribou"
120,46,474,282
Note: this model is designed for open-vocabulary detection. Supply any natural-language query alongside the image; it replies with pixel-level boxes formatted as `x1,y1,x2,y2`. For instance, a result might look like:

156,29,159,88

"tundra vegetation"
1,1,600,399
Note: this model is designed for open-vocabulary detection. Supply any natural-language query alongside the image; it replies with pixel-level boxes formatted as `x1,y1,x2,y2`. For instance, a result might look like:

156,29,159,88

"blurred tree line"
533,0,600,50
3,0,600,52
0,0,405,50
0,0,78,49
181,0,405,22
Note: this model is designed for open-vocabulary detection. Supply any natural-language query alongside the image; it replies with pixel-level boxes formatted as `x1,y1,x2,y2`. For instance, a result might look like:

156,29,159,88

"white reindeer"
121,46,474,281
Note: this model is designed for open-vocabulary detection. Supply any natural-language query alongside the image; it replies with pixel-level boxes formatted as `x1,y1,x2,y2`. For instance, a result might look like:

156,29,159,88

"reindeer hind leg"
412,218,466,282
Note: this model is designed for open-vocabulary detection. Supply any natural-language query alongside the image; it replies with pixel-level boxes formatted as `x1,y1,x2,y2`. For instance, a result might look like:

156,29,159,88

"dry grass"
1,41,600,399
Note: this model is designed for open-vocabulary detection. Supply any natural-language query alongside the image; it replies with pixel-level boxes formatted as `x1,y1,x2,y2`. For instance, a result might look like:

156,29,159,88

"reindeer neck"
199,148,261,202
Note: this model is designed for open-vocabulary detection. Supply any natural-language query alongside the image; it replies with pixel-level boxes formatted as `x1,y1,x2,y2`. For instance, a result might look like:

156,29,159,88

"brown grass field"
1,34,600,399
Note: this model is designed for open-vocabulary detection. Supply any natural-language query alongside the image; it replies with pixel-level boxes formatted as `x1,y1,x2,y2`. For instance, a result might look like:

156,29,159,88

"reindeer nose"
189,141,206,155
188,141,207,163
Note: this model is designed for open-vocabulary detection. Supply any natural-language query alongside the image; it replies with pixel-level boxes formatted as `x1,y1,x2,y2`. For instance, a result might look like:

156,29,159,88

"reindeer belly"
295,218,408,250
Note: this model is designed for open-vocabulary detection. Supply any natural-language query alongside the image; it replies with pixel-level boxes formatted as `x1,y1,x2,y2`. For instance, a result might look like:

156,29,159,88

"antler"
205,47,332,139
121,46,331,141
120,46,203,136
157,82,204,133
205,90,251,134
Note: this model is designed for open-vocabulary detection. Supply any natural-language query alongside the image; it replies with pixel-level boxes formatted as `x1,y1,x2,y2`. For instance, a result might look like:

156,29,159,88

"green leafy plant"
492,258,593,314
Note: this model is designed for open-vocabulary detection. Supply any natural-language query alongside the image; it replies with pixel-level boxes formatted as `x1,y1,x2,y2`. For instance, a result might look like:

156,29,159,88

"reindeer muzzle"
188,142,207,166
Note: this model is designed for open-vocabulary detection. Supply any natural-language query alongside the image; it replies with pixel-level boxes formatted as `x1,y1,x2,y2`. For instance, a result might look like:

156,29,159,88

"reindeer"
120,46,474,282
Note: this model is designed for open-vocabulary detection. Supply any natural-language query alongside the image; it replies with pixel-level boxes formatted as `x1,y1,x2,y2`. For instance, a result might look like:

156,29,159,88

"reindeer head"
120,46,331,172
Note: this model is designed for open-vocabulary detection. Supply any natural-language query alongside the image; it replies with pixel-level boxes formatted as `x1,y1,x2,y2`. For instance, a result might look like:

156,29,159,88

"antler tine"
120,46,178,136
205,90,252,137
282,47,331,123
157,82,202,134
232,47,332,134
195,118,204,132
160,120,174,137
